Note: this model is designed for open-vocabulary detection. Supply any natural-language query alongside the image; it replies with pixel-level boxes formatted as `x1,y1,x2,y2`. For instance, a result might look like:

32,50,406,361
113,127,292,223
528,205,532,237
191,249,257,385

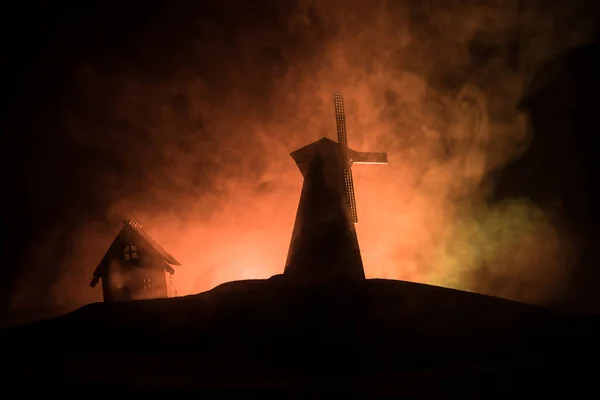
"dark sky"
2,0,599,313
3,0,185,308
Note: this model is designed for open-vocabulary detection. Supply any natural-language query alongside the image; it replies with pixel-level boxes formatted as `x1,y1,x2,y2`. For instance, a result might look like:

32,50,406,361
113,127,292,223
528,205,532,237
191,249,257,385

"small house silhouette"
90,220,181,301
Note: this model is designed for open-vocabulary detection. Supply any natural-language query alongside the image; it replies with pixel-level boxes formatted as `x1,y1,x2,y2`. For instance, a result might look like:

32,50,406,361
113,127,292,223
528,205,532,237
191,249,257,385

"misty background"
3,0,599,313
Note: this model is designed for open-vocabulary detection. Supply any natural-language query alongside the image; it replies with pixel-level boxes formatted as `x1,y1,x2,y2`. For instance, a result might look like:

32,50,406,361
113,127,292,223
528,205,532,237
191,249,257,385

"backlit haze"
11,0,597,309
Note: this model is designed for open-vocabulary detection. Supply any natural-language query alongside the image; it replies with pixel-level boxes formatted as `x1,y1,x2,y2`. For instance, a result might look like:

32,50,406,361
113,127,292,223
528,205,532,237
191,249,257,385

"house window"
143,277,152,290
124,245,138,260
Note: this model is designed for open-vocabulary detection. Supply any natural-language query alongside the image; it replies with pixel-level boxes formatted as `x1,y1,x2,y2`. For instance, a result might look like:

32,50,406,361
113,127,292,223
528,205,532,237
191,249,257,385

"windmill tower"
284,92,387,283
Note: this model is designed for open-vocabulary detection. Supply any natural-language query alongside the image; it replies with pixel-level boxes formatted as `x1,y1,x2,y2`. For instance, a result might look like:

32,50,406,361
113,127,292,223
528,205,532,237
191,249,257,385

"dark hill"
2,276,598,396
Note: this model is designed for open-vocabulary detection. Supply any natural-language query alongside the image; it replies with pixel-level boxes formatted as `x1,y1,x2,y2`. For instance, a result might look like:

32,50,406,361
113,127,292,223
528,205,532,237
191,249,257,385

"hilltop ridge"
2,277,597,395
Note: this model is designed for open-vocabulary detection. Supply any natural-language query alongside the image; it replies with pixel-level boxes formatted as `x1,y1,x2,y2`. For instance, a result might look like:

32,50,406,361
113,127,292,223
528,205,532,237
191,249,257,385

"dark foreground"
1,276,598,396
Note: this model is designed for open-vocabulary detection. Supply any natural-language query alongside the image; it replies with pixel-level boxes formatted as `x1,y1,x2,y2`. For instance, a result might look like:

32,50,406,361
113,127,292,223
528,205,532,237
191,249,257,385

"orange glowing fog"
13,1,586,309
137,160,443,297
124,132,565,305
90,70,567,307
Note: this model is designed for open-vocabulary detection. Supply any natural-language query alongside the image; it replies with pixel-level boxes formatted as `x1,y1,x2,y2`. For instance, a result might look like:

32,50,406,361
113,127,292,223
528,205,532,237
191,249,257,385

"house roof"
91,220,181,284
123,220,181,266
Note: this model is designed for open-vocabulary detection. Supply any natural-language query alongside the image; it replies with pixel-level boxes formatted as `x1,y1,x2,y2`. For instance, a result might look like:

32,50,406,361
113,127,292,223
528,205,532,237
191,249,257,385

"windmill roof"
290,137,339,163
290,137,368,164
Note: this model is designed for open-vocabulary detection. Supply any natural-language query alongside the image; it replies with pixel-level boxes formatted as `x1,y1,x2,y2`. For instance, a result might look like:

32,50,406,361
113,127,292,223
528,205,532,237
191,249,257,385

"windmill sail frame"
334,92,359,223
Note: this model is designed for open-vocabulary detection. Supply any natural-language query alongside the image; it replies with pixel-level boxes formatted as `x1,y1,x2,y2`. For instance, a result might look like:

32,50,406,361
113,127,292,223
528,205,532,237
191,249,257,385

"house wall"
165,270,177,298
127,266,169,300
104,258,170,301
102,235,171,301
95,226,179,302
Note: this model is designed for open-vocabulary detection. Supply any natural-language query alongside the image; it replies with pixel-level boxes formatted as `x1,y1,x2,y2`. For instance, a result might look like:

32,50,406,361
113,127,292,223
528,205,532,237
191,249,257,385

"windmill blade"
334,92,358,223
334,92,348,147
343,167,358,223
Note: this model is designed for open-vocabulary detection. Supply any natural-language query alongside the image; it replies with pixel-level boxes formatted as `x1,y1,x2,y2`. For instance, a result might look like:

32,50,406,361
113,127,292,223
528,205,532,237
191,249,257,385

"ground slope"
1,276,598,396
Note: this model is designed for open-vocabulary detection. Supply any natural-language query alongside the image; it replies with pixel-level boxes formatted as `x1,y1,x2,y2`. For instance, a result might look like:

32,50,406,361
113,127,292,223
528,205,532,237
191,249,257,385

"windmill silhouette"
284,92,387,282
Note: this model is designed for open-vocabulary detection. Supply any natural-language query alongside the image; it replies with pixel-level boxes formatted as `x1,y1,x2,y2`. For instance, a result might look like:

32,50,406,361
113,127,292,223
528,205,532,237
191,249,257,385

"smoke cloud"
11,0,597,309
